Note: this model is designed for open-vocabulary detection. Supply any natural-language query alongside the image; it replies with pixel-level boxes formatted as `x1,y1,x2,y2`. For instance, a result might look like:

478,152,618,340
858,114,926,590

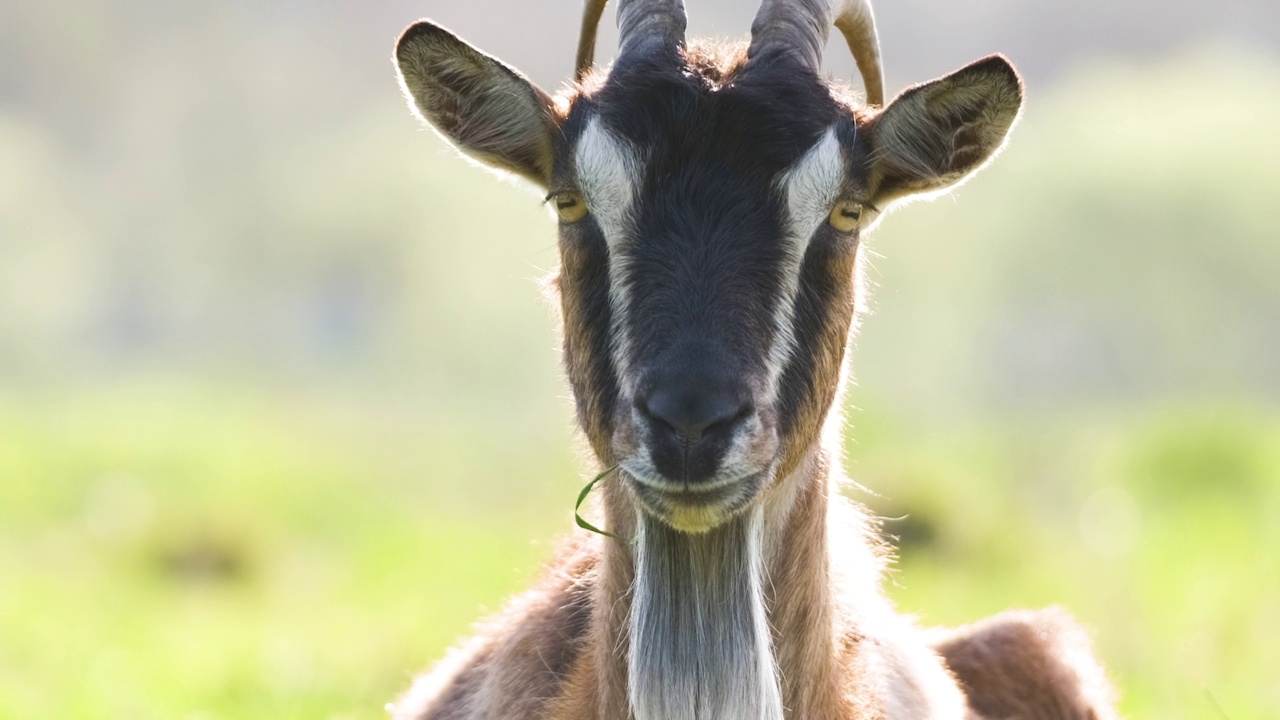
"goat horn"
834,0,884,106
575,0,688,82
748,0,884,106
575,0,610,82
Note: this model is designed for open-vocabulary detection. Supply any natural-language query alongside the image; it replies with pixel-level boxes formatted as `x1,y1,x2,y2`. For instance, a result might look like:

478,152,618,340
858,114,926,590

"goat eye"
828,200,863,233
553,192,589,223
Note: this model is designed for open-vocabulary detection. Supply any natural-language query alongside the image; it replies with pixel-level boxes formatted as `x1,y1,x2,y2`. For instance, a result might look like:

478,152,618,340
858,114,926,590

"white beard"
628,506,784,720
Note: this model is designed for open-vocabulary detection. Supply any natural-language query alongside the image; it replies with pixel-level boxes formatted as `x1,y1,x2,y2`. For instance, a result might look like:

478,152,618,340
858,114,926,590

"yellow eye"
828,200,864,232
552,192,589,223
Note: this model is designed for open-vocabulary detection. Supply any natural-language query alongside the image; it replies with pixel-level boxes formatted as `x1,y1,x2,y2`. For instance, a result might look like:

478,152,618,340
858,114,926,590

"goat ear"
867,55,1024,204
395,21,559,188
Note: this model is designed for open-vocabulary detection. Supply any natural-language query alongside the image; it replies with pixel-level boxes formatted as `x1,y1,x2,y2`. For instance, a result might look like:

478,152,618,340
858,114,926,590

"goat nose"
639,387,750,442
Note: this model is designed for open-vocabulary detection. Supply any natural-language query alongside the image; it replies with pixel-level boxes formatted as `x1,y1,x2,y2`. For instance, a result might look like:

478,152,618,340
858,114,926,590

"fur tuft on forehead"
679,40,753,87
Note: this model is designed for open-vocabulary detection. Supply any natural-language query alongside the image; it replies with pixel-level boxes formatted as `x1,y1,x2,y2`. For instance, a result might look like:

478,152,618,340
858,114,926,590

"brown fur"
934,610,1120,720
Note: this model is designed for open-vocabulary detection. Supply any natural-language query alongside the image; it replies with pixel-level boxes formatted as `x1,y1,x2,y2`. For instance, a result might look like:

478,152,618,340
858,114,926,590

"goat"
390,1,1119,718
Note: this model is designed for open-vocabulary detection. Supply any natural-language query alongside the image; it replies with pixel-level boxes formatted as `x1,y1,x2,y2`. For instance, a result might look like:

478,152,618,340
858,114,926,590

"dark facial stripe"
622,171,788,378
598,49,843,383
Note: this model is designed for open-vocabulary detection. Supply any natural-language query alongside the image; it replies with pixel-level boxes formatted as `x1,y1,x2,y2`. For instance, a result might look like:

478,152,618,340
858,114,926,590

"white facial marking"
767,126,847,399
574,116,645,394
618,446,665,488
710,414,766,483
575,117,642,243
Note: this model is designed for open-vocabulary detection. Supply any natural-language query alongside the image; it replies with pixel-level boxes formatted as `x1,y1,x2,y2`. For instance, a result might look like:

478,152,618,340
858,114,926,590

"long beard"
628,506,784,720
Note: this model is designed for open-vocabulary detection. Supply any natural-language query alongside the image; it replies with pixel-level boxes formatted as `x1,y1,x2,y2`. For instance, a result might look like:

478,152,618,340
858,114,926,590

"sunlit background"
2,0,1277,718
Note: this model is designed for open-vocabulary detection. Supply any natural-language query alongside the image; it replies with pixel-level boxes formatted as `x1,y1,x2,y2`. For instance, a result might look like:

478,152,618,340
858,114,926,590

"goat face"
554,50,872,532
395,11,1022,533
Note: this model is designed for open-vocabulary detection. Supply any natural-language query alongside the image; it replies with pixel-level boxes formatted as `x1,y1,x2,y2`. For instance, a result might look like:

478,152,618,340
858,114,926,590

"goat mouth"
623,468,769,534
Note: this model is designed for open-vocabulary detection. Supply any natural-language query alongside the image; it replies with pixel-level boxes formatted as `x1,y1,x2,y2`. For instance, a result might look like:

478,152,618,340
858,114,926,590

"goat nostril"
639,389,750,442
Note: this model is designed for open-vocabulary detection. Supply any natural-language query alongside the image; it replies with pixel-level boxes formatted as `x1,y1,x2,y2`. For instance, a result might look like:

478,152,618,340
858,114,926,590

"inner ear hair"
868,54,1024,204
395,21,559,187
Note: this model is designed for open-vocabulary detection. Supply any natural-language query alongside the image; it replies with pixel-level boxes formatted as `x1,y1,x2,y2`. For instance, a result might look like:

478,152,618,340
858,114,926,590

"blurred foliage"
1,0,1278,717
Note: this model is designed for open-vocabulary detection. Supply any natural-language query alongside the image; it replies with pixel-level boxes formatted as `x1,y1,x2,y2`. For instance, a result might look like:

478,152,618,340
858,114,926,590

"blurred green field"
1,385,1276,719
2,3,1279,717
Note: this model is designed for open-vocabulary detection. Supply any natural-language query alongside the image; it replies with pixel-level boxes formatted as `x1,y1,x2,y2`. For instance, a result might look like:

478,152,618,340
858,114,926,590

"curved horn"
575,0,609,82
747,0,884,106
834,0,884,106
574,0,687,81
